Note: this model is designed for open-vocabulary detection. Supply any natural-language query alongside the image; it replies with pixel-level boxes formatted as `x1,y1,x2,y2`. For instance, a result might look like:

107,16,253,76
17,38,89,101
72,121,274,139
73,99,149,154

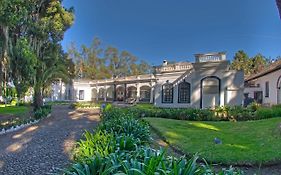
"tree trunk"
34,85,43,109
0,25,9,99
0,25,9,96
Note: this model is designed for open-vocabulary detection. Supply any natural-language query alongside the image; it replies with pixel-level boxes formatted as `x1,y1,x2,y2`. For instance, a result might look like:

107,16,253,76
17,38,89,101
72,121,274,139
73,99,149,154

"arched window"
162,82,173,103
178,81,191,103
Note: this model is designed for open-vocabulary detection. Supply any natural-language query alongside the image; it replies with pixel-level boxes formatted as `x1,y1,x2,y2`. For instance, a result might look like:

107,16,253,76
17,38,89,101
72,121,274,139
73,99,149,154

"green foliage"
230,50,269,76
256,106,281,119
68,38,152,79
65,147,243,175
11,38,37,99
62,106,243,174
34,105,52,120
74,130,140,162
109,104,280,122
70,102,100,109
0,0,75,109
99,117,150,143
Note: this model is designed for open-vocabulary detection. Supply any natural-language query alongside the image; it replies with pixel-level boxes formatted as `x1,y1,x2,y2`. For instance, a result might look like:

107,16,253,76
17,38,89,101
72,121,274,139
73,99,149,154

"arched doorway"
277,76,281,104
127,86,137,100
200,76,220,108
116,86,125,101
91,88,97,102
140,86,151,102
98,88,105,101
106,86,114,101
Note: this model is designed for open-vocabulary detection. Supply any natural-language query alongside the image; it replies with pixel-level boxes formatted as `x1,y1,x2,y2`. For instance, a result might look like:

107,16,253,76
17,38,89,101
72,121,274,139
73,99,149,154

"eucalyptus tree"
0,0,74,108
10,38,37,103
0,0,28,97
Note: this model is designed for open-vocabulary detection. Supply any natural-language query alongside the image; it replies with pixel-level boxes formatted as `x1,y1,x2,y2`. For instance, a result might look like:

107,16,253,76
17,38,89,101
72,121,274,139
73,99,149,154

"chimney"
163,60,168,66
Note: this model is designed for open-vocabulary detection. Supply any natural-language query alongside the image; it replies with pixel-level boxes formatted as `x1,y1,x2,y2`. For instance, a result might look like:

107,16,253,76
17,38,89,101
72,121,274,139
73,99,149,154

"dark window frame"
79,90,84,100
265,81,269,97
162,82,173,103
178,81,191,103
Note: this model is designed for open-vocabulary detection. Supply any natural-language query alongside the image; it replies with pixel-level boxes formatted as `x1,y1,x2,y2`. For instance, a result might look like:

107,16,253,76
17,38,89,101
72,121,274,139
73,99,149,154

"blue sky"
62,0,281,65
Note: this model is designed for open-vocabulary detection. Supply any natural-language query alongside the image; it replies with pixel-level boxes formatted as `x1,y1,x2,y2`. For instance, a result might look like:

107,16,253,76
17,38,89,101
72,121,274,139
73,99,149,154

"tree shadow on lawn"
0,105,100,175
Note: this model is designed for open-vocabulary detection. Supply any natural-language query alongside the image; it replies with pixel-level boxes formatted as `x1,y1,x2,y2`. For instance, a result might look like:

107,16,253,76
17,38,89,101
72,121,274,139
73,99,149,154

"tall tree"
230,50,252,76
1,1,74,108
251,54,267,74
10,38,37,102
0,0,28,98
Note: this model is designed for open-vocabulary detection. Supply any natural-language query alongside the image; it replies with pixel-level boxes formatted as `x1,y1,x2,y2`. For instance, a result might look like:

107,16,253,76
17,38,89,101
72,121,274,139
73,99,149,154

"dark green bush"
99,115,150,143
34,105,52,120
65,147,243,175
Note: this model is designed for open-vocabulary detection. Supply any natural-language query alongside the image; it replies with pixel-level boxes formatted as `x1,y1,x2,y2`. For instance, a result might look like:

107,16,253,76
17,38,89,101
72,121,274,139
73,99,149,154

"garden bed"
61,105,242,174
145,117,281,166
0,105,52,134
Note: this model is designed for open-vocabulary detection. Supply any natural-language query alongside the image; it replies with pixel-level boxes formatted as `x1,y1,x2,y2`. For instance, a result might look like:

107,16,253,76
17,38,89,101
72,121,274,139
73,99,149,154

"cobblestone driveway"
0,105,100,175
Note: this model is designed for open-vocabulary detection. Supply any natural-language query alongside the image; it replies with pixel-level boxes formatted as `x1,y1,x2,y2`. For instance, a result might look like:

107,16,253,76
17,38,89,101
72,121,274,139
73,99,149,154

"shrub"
74,130,140,161
99,115,150,143
65,147,243,175
34,105,52,120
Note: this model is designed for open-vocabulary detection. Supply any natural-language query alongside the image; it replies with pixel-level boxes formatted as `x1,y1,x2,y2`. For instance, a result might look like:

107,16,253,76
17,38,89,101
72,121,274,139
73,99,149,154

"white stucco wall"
245,69,281,105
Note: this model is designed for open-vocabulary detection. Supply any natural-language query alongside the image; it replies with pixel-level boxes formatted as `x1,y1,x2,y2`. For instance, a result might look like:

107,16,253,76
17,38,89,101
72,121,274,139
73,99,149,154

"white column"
104,85,107,102
96,86,99,101
136,83,140,102
150,86,154,103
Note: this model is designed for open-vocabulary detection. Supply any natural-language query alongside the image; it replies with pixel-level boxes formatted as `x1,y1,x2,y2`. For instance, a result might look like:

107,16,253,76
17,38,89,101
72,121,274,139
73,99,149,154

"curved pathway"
0,105,100,175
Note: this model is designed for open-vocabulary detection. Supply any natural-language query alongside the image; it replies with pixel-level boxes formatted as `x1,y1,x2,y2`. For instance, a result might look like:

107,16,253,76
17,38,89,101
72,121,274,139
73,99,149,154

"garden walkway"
0,105,100,175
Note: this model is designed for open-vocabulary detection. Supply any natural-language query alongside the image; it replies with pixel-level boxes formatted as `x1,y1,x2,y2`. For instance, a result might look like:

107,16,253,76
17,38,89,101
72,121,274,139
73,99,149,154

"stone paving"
0,105,100,175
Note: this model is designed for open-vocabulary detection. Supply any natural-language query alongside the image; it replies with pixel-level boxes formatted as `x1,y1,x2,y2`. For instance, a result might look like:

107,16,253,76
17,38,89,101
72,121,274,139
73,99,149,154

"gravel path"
0,105,100,175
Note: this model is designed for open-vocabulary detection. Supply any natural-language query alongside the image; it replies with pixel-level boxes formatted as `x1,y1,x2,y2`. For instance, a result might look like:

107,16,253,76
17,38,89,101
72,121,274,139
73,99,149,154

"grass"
0,106,29,116
145,117,281,165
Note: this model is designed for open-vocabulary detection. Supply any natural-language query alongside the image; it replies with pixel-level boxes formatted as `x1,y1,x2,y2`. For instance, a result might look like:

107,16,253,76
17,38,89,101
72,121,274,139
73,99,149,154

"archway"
140,86,151,102
106,86,114,101
116,86,125,101
277,76,281,104
200,76,220,108
91,88,97,102
127,86,137,99
98,88,105,101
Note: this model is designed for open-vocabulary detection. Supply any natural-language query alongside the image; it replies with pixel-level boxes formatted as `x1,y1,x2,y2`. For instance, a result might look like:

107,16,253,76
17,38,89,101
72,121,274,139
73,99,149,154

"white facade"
245,61,281,106
52,52,244,108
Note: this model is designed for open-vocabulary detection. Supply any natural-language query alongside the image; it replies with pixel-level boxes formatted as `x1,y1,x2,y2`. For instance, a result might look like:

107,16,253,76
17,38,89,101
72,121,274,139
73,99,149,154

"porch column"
96,86,99,101
104,85,107,102
150,86,154,103
113,84,117,101
136,83,140,102
124,84,127,102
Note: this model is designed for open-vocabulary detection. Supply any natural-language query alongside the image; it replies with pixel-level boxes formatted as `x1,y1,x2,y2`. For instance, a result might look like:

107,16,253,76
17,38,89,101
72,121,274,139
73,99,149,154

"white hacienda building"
244,60,281,106
51,52,244,108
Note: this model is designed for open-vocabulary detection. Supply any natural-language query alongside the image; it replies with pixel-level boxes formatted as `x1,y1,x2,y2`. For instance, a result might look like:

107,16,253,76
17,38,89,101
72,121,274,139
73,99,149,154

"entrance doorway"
201,76,220,108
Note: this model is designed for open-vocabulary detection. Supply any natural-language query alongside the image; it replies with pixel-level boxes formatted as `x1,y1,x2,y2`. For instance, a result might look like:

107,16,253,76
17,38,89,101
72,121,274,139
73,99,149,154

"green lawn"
145,117,281,165
0,106,29,116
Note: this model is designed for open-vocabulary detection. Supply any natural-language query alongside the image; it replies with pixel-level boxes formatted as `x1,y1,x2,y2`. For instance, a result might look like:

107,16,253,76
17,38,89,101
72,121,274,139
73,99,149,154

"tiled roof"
245,59,281,82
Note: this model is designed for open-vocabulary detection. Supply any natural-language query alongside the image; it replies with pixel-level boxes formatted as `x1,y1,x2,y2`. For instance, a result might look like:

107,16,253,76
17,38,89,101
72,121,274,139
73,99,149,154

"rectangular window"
162,84,173,103
265,82,269,97
79,90,84,100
